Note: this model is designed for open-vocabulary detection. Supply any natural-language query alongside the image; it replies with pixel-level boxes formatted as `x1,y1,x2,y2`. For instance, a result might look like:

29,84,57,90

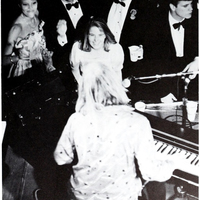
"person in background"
2,0,55,82
143,0,198,103
70,17,124,86
54,62,179,200
39,0,97,89
92,0,166,104
1,1,75,200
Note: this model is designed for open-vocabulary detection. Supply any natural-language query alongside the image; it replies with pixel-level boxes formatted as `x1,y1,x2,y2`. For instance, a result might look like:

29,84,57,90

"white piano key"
153,140,199,177
160,145,173,155
176,149,188,159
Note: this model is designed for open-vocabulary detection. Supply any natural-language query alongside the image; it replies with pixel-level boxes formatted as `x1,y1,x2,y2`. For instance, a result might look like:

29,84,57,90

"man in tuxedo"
39,0,96,88
94,0,165,103
135,2,198,199
143,0,198,103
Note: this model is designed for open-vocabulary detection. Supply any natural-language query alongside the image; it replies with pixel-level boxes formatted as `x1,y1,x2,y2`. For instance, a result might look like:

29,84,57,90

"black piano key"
168,146,174,154
155,140,159,145
194,159,199,165
161,144,168,153
172,147,178,155
186,153,192,159
157,143,164,152
191,155,198,165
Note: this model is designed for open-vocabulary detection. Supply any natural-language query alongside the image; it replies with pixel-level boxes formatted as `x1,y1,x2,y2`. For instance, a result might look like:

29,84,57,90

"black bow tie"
65,2,79,10
173,21,185,30
113,0,126,7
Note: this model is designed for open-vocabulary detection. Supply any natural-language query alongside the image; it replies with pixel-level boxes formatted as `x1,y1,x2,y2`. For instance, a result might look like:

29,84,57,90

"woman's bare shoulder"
7,23,23,43
10,23,23,33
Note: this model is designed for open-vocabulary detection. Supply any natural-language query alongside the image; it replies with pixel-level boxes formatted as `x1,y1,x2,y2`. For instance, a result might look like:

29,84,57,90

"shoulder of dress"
72,41,82,50
74,40,81,46
109,43,124,56
8,24,22,43
10,23,23,33
110,42,123,50
70,112,83,120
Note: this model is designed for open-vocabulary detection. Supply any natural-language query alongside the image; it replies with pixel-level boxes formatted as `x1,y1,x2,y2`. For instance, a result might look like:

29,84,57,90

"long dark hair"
80,17,116,52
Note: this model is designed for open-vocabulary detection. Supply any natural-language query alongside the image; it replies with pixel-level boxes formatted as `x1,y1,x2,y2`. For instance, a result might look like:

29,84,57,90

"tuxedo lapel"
165,17,177,59
119,1,142,46
183,19,198,61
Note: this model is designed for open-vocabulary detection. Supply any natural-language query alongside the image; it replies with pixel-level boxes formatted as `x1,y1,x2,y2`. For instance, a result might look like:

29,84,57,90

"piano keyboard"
154,139,199,178
137,110,199,197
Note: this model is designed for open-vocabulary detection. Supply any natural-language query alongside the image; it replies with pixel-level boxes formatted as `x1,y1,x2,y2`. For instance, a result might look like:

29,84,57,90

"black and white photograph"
1,0,199,199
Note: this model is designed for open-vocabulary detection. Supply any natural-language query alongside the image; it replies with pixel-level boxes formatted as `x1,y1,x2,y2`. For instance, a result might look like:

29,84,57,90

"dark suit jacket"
95,1,198,102
39,0,94,52
94,0,162,76
38,0,95,89
94,0,165,102
141,9,198,101
144,10,198,69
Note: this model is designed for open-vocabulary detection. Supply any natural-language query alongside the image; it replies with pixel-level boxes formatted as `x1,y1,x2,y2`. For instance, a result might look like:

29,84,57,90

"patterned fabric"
54,105,175,200
8,22,46,78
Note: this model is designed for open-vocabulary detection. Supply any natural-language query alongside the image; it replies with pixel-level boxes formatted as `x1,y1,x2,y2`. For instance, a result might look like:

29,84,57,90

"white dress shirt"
61,0,83,28
107,0,132,42
169,12,185,57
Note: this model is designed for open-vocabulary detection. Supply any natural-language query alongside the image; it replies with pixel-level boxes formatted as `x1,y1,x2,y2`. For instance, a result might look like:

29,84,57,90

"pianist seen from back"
54,62,180,200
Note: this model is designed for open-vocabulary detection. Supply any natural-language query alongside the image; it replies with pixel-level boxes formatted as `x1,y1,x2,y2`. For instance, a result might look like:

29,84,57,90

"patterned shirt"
54,105,175,200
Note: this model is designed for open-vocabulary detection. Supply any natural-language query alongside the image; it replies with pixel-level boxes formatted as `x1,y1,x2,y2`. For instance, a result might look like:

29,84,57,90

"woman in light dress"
3,0,55,78
70,17,124,86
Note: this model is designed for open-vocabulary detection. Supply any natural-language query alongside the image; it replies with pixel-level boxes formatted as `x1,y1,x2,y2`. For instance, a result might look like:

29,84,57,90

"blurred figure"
54,62,178,200
1,1,75,200
2,0,55,80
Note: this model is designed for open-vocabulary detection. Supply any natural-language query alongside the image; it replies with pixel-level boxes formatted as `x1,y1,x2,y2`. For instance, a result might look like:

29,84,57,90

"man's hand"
56,20,68,46
42,49,56,72
57,20,67,36
182,57,199,79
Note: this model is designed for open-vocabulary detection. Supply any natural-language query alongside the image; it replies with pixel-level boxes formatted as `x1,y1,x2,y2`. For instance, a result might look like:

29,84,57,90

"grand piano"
136,101,199,199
